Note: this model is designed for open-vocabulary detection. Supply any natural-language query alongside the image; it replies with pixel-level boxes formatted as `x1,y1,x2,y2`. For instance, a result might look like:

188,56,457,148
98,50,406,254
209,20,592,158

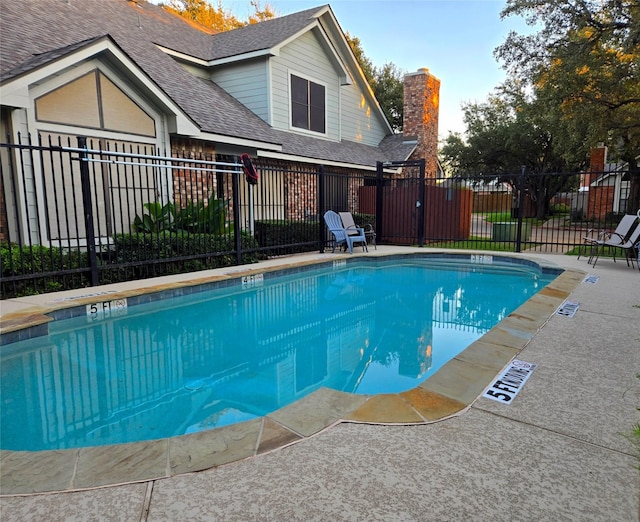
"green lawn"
480,212,545,226
426,237,541,252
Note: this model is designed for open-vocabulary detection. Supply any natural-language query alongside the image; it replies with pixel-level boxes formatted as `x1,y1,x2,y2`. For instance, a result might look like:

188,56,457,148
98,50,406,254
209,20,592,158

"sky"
223,0,534,138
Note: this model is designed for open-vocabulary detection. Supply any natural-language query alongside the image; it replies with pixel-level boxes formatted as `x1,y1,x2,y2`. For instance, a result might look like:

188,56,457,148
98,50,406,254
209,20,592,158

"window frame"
288,72,327,136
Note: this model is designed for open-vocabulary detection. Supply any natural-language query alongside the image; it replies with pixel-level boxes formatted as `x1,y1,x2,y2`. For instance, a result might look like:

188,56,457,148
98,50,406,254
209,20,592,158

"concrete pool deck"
1,247,639,520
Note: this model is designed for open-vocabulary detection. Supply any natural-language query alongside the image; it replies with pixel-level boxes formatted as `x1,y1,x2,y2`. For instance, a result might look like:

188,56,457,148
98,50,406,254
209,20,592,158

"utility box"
492,222,532,242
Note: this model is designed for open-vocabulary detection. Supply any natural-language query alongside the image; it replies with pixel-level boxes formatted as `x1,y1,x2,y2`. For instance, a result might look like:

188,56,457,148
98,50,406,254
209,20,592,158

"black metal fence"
0,134,632,298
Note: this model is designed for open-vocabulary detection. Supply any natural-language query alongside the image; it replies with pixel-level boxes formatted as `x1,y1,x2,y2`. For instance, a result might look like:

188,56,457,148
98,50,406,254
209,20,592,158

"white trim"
1,36,283,152
272,20,350,85
156,44,277,67
35,123,159,146
319,7,393,135
313,23,351,85
271,20,323,56
267,59,274,126
613,173,624,213
30,62,165,143
154,44,211,66
208,49,276,66
1,37,200,137
195,131,282,152
338,74,342,141
257,149,397,173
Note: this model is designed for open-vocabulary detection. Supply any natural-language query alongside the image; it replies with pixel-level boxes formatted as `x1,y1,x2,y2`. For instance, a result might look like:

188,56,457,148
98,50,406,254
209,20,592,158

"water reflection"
0,262,549,450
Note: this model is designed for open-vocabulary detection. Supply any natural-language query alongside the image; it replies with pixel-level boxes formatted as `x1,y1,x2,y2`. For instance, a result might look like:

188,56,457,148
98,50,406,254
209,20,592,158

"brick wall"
588,186,615,221
170,137,217,208
582,145,608,189
403,68,440,178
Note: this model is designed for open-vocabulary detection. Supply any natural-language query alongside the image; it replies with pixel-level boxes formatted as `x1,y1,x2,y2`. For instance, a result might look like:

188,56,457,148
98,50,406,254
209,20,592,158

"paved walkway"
1,249,639,521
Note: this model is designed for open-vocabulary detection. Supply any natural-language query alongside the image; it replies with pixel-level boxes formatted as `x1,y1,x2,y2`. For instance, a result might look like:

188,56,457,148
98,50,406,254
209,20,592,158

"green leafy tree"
374,63,404,132
495,0,640,213
345,32,375,84
346,33,404,132
440,81,578,219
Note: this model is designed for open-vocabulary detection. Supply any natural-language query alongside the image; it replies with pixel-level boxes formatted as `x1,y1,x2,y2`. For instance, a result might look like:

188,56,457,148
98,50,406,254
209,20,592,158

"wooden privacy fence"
359,184,473,245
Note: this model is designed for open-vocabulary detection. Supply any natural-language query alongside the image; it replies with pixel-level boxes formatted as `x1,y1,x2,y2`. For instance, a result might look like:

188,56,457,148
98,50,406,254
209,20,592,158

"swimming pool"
0,254,559,452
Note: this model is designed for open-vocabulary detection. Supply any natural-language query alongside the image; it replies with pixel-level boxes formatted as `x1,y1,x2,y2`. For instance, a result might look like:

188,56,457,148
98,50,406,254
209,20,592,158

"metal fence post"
417,158,426,247
376,161,383,241
318,165,325,252
77,136,99,286
232,157,242,264
515,165,526,253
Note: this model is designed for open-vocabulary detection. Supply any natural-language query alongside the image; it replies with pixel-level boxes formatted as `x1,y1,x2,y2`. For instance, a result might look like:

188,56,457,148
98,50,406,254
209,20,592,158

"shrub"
604,211,626,226
132,196,231,235
570,208,585,222
351,212,376,229
103,230,265,282
1,242,89,297
254,220,321,255
550,202,570,215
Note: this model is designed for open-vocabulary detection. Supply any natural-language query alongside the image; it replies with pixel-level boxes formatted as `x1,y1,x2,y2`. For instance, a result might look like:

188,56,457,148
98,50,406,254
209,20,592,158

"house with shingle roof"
0,0,441,241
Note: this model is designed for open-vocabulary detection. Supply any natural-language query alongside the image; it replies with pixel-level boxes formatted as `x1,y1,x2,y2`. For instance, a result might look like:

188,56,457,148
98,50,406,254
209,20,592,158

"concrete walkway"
1,250,639,521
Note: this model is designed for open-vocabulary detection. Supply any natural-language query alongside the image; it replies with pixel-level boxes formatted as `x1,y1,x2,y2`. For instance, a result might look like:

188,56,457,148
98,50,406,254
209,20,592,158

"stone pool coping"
0,249,585,495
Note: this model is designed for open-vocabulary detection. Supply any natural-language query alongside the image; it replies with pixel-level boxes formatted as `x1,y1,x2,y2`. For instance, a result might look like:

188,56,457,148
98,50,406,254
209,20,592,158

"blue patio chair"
323,210,368,254
339,211,376,249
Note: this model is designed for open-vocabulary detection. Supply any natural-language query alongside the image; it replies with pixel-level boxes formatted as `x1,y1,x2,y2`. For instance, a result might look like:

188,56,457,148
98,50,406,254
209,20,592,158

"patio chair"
578,214,638,262
323,210,368,254
339,212,376,249
590,221,640,269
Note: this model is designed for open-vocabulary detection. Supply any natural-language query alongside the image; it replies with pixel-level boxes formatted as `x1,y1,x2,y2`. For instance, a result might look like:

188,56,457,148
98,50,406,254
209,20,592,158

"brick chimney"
403,68,440,178
583,143,607,188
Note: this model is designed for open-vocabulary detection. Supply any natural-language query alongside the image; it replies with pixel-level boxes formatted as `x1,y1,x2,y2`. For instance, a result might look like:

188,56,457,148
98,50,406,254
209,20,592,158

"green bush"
2,242,61,275
1,242,89,297
1,230,268,297
604,211,626,226
132,196,232,235
104,230,265,281
254,220,320,254
550,202,571,215
570,208,585,222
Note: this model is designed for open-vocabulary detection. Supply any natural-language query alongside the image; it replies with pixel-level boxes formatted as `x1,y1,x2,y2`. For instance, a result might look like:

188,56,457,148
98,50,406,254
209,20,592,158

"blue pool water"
0,256,557,451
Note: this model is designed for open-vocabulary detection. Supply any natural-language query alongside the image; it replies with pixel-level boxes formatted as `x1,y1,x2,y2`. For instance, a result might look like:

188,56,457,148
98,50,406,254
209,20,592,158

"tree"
373,63,404,132
163,0,275,32
346,33,404,132
495,0,640,213
345,32,375,84
246,1,276,25
440,81,578,219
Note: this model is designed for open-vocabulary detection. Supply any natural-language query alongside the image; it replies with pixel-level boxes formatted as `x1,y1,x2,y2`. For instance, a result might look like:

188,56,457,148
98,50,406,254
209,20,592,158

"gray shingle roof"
206,6,328,60
1,0,401,168
379,134,416,163
1,0,279,146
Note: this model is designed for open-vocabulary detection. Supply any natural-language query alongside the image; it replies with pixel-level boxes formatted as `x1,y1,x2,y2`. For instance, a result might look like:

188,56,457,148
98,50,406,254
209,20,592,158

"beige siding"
100,74,156,137
35,71,156,137
35,72,101,128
